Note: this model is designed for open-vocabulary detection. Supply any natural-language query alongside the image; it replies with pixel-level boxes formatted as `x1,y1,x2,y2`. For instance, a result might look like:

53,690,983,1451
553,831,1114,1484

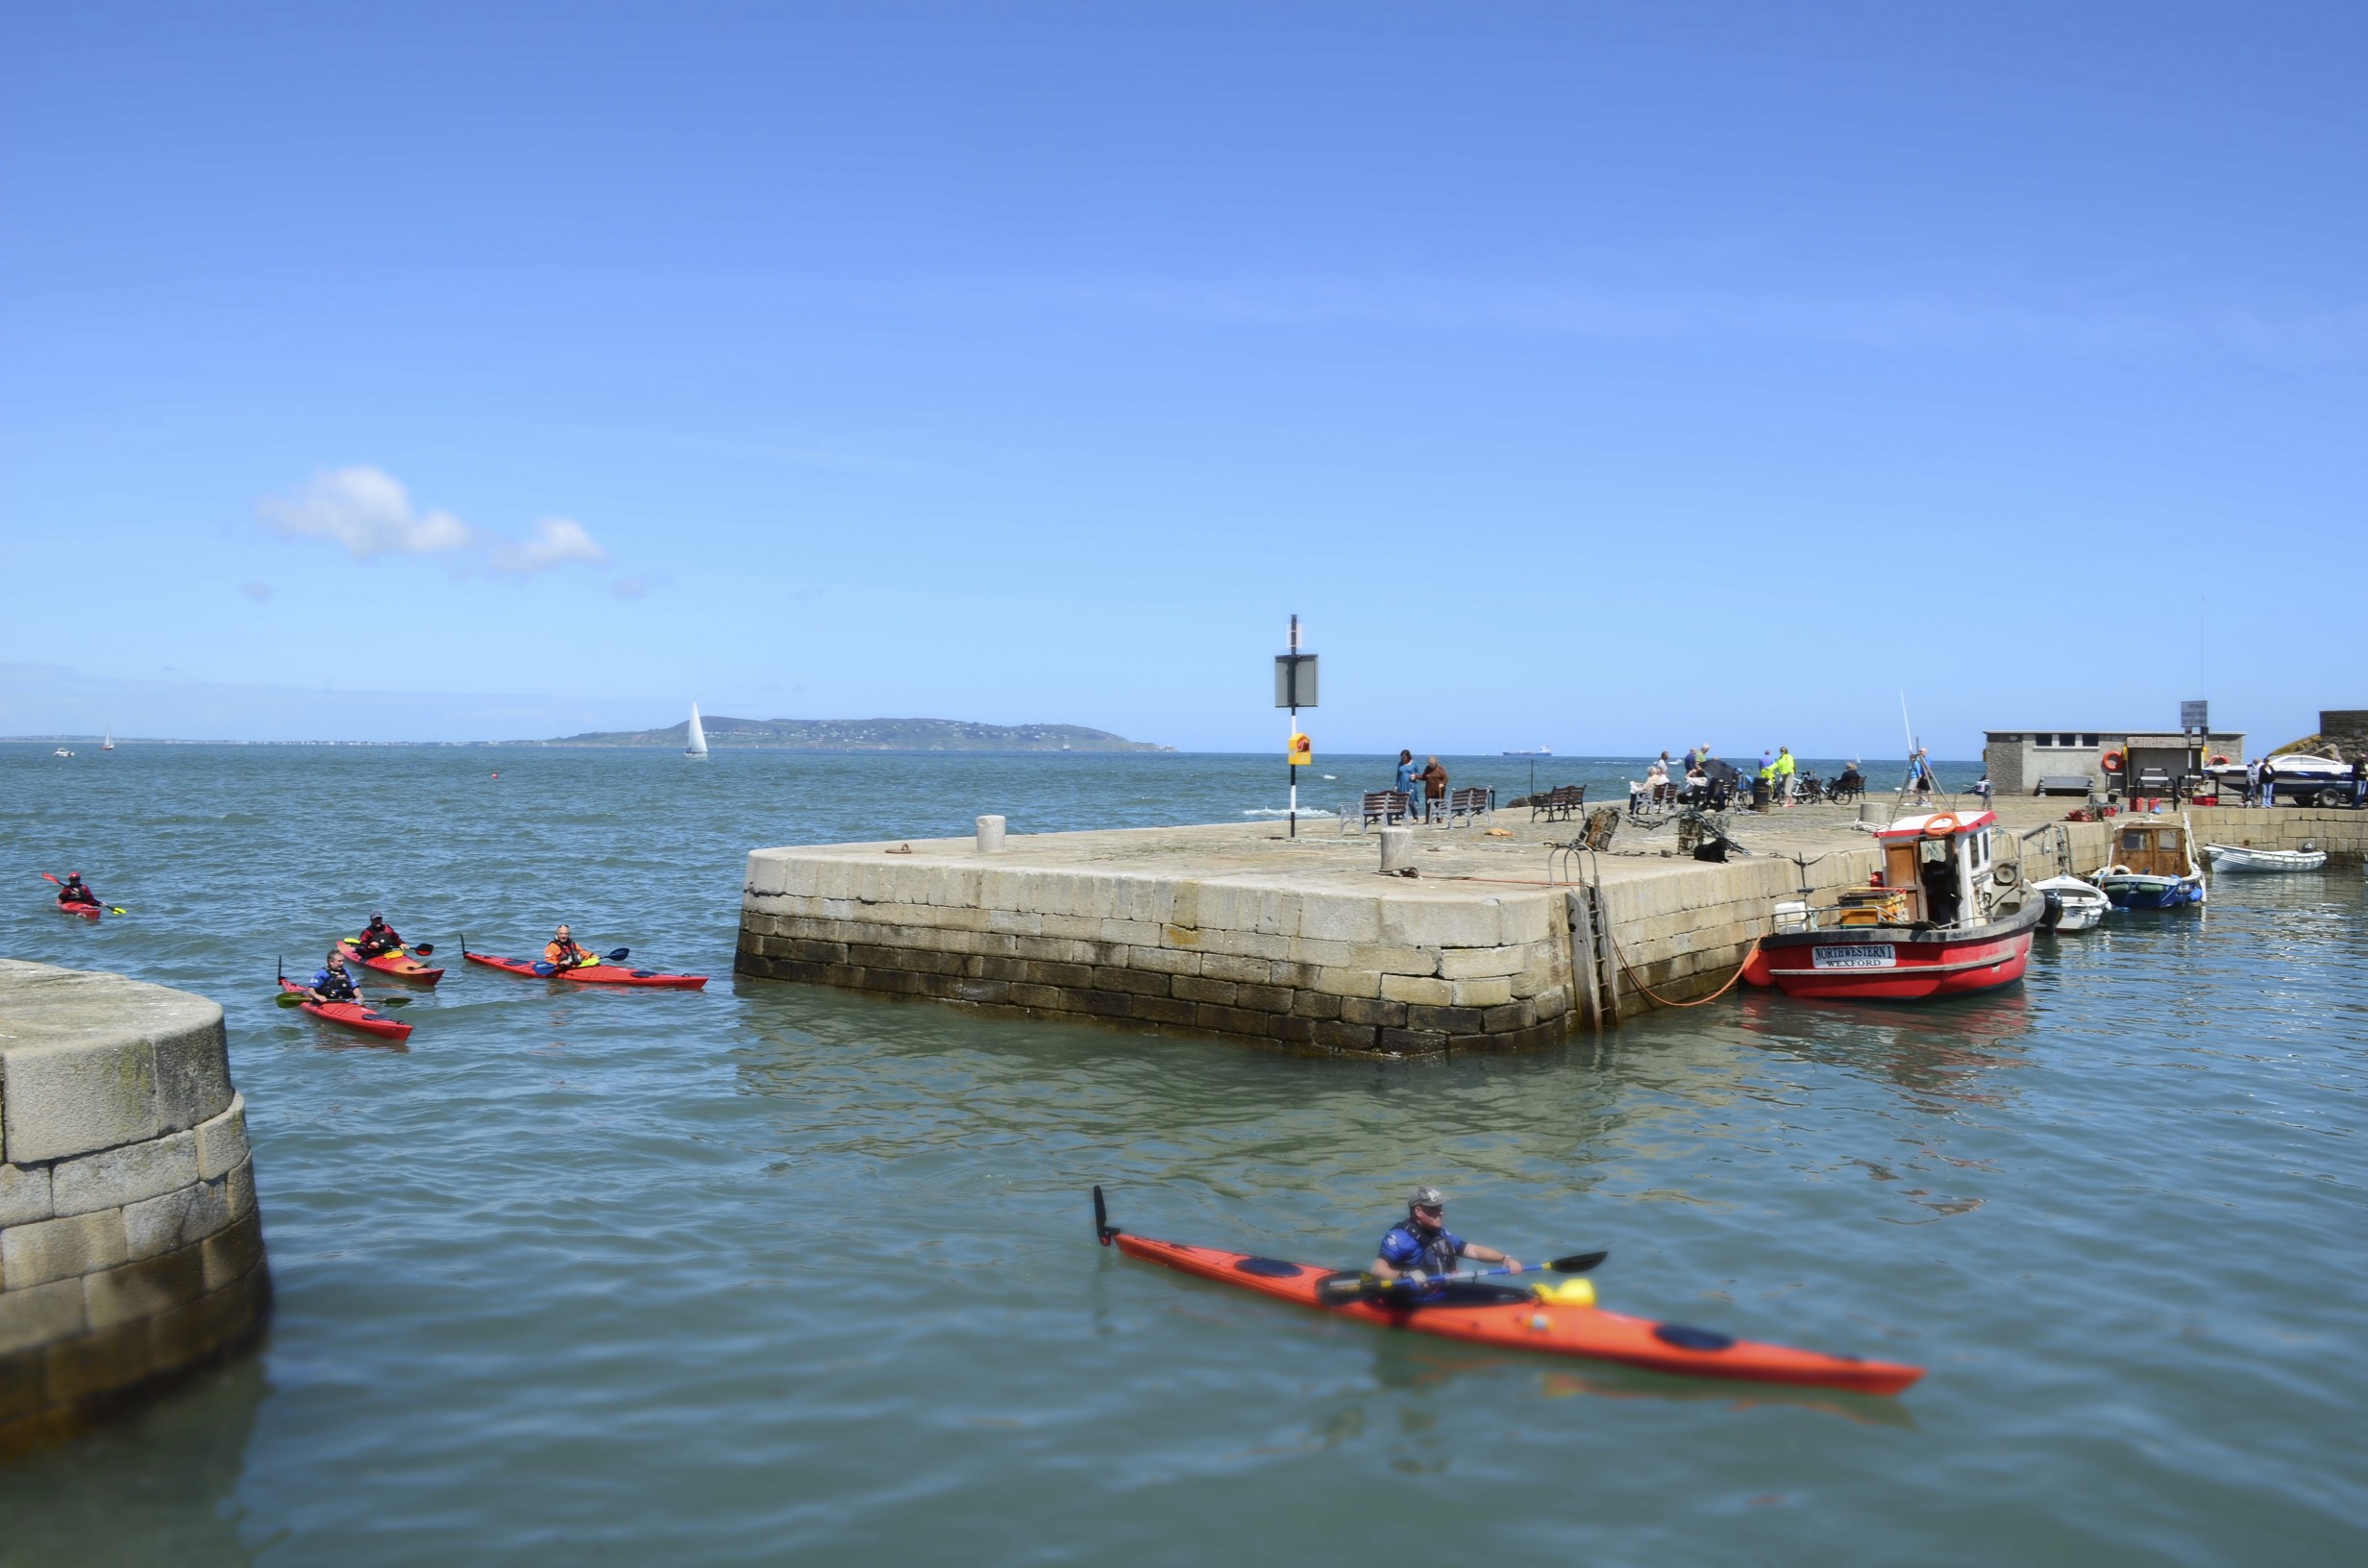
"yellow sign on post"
1288,733,1313,766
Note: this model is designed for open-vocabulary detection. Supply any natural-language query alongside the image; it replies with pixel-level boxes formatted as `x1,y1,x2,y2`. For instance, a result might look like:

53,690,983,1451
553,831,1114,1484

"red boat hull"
1743,927,2034,1000
339,939,445,984
55,901,103,920
1112,1233,1921,1396
278,978,412,1042
463,950,707,989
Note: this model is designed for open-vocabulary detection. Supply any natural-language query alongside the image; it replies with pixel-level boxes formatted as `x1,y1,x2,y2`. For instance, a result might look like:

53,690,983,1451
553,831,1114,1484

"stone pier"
735,800,2368,1055
1,960,269,1455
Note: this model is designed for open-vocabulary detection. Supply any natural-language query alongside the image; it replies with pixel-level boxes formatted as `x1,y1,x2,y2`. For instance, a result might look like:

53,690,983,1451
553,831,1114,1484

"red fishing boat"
1741,809,2042,1001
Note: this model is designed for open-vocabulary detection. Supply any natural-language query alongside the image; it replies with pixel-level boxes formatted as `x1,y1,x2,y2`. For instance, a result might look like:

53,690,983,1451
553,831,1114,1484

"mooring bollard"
1378,826,1413,873
976,815,1006,853
1860,799,1888,827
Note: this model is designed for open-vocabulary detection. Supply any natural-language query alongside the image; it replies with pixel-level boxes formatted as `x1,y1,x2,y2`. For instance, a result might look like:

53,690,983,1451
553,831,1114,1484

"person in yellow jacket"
1773,746,1798,806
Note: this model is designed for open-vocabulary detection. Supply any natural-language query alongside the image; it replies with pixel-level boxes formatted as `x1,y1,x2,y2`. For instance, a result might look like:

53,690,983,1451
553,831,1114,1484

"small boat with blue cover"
2093,814,2207,909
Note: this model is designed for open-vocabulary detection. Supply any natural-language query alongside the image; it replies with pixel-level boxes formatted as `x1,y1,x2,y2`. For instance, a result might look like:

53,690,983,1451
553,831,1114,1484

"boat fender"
1533,1277,1596,1308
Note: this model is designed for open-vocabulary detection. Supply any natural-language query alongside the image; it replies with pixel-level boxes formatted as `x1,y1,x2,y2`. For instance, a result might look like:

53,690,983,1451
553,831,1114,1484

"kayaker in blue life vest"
352,913,403,958
57,871,100,909
1372,1186,1521,1289
304,950,361,1005
544,924,597,969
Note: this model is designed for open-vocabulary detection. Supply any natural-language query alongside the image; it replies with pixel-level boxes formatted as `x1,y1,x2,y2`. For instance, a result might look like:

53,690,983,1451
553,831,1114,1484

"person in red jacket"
352,913,404,959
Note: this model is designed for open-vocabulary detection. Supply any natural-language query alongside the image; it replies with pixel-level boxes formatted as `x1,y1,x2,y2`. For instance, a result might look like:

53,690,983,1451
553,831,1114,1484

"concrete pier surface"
738,797,2368,1056
0,960,268,1455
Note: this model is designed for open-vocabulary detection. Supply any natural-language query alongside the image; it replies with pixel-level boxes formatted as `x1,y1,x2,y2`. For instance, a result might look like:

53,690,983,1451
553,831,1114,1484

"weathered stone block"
1290,991,1344,1020
122,1177,233,1262
1451,977,1514,1008
83,1243,209,1331
1436,946,1528,980
1346,944,1438,977
951,977,1013,1006
3,1209,126,1289
41,1317,151,1406
0,1164,52,1228
0,1278,86,1355
1172,975,1238,1006
1089,966,1172,997
1377,1027,1449,1056
52,1130,198,1218
1380,973,1455,1007
1482,999,1542,1033
1198,953,1272,986
1127,994,1197,1028
0,1342,44,1422
1007,984,1068,1011
194,1098,252,1184
1122,944,1201,976
1193,1004,1270,1039
1233,984,1293,1015
199,1211,265,1293
1405,1004,1485,1037
1313,1020,1378,1052
152,1019,234,1134
1267,1016,1319,1045
1340,996,1407,1029
1379,899,1503,950
0,1039,159,1165
1312,967,1383,999
1297,895,1382,945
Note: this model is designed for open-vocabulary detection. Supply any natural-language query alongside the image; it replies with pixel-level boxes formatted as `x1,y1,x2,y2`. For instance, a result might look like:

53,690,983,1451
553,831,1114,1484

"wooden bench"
1348,791,1417,832
2032,774,2093,796
1530,784,1587,822
1442,786,1494,826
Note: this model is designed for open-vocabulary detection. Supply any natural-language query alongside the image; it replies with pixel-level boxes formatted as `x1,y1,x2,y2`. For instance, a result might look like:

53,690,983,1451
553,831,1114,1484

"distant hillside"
538,716,1172,751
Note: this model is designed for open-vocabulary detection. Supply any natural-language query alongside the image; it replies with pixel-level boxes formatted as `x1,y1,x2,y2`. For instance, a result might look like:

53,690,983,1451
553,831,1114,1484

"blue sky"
3,2,2359,754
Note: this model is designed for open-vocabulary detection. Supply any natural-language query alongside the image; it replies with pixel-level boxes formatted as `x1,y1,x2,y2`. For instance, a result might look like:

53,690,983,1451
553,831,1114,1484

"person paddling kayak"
352,912,404,959
302,949,363,1006
544,924,599,970
56,871,101,910
1372,1186,1521,1290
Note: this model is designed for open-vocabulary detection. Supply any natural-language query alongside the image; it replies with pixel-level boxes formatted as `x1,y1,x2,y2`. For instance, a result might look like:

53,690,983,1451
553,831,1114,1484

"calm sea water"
2,744,2360,1565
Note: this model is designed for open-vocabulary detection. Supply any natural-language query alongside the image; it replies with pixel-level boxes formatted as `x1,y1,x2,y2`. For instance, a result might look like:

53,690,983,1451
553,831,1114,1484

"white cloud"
489,517,608,576
259,466,473,557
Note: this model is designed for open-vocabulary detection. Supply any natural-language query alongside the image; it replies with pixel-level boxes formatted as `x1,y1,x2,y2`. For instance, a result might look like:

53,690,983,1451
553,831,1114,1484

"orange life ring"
2208,753,2230,766
2101,749,2125,772
1923,813,1961,837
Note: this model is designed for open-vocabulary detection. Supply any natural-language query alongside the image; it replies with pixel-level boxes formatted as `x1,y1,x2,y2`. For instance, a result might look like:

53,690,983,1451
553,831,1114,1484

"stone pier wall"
1,960,269,1456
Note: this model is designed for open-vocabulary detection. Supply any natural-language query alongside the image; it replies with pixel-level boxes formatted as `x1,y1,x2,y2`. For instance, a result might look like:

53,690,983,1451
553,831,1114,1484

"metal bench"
1531,784,1587,822
2033,774,2094,796
1442,786,1494,826
1347,791,1417,833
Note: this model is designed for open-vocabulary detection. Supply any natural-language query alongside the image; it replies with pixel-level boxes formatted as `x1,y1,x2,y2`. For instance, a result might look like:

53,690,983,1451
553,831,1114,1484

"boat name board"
1812,943,1897,969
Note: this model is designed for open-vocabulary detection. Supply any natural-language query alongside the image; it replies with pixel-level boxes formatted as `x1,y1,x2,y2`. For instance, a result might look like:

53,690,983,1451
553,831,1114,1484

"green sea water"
2,744,2361,1565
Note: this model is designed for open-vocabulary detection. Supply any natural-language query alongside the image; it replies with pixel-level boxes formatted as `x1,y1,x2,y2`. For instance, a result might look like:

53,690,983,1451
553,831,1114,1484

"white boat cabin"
1836,810,2007,929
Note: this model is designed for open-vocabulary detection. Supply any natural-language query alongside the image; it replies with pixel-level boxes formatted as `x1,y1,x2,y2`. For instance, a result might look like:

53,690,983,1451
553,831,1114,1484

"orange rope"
1600,926,1763,1009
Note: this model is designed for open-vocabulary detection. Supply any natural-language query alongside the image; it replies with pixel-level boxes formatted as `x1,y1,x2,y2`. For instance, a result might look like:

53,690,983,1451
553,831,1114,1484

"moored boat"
2034,874,2110,932
2202,842,2327,873
1742,809,2043,1000
2094,815,2207,908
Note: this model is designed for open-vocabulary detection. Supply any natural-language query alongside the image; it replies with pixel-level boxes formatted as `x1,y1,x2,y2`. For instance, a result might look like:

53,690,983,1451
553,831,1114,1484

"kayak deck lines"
1092,1188,1921,1397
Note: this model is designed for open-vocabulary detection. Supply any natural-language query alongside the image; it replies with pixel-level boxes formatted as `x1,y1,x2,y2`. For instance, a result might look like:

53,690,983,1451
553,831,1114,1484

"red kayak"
55,900,103,920
462,947,707,990
278,977,413,1043
1096,1193,1921,1397
338,938,445,984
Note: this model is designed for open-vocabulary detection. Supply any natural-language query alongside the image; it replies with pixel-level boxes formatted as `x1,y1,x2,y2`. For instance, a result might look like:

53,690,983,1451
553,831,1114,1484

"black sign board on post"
1274,618,1318,837
2180,700,2208,733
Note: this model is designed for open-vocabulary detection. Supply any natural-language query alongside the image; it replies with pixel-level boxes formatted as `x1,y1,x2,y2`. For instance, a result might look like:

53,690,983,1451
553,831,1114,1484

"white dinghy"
2035,875,2111,932
2203,842,2326,872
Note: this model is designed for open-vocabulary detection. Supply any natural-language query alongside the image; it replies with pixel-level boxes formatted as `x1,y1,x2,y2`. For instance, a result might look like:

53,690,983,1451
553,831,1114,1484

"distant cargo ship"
1502,747,1552,756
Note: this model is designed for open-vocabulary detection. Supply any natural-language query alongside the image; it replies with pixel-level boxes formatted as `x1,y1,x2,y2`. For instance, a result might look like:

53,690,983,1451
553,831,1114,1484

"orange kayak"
338,939,445,984
1102,1210,1922,1397
462,949,706,989
278,977,412,1043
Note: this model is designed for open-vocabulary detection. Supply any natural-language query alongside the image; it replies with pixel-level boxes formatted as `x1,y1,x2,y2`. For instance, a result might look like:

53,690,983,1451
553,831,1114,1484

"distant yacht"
54,747,74,758
1502,747,1552,756
684,702,709,759
102,727,114,751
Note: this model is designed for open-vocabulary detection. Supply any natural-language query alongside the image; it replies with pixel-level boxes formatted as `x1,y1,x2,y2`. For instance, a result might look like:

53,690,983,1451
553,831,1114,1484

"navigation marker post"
1274,615,1319,839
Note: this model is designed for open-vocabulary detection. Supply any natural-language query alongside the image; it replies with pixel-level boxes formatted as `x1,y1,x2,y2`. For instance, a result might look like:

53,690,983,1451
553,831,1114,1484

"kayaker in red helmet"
303,949,362,1006
57,872,100,909
1371,1186,1521,1289
544,924,598,970
352,913,404,959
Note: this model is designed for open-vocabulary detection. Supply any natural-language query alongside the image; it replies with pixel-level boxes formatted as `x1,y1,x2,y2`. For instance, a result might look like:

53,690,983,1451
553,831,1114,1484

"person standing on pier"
1419,756,1449,821
2259,756,2278,809
1774,747,1798,806
1394,749,1420,818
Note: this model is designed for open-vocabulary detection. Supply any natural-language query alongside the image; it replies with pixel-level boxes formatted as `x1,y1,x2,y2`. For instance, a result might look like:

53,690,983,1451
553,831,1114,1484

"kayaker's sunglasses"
1414,1203,1443,1217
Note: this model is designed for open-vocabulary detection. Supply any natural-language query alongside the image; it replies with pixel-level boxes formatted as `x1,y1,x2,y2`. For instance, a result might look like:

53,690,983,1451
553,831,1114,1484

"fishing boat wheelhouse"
2093,815,2207,908
1741,809,2043,1001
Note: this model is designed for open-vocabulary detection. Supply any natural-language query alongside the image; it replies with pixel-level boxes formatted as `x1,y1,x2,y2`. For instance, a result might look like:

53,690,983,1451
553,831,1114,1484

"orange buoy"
1923,813,1961,837
2208,753,2230,766
2101,749,2124,772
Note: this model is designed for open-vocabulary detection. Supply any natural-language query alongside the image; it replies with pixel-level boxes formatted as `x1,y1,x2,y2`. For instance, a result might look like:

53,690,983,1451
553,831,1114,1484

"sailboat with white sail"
684,702,708,759
102,727,114,751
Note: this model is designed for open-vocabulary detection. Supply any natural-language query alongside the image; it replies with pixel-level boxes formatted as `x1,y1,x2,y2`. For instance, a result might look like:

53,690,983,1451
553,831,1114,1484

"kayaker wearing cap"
544,924,597,969
1372,1187,1521,1289
352,913,404,959
304,950,362,1005
57,871,100,909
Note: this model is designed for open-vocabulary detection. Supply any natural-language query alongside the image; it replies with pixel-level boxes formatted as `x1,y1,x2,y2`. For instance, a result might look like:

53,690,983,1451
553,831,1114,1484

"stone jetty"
737,799,2368,1055
1,960,268,1454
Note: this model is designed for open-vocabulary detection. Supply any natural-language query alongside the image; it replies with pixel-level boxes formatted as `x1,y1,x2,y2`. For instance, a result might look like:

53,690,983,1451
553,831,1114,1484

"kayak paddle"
275,992,411,1008
530,947,630,976
1314,1251,1610,1307
41,871,126,914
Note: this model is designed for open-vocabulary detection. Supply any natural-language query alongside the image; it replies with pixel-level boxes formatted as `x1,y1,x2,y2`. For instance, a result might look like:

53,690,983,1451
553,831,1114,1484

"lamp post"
1274,615,1319,839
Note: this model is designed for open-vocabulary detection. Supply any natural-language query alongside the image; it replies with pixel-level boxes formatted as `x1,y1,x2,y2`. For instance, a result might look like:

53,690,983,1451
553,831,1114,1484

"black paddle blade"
413,943,434,956
605,947,629,961
1093,1186,1120,1244
371,996,412,1008
1547,1250,1609,1274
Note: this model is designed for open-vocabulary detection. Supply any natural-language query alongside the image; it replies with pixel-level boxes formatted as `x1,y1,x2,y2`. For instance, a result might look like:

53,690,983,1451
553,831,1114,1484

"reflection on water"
1734,987,2035,1108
